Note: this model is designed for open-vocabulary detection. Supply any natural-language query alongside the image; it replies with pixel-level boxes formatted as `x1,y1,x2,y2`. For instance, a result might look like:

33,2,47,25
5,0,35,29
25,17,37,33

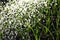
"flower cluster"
0,0,47,40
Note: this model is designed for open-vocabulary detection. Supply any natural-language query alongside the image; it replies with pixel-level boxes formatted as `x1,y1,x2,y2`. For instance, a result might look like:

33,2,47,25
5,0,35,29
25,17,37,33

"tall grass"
0,0,60,40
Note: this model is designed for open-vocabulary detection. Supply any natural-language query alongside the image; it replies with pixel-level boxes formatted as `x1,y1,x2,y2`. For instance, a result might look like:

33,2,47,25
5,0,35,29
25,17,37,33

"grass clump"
0,0,60,40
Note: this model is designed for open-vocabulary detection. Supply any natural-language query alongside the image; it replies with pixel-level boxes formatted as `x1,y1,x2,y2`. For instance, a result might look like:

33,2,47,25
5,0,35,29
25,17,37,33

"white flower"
38,19,41,21
9,21,11,24
0,0,47,29
44,1,47,6
20,23,22,25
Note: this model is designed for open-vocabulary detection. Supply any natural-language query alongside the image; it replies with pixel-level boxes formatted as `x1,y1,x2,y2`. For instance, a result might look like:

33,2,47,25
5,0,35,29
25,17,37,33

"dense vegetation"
0,0,60,40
